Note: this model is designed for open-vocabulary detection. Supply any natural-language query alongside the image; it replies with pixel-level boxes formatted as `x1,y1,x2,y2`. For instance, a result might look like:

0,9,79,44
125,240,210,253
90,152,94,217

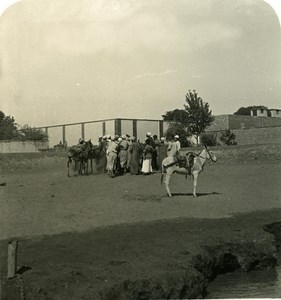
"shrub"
18,125,48,141
200,132,217,146
220,130,237,145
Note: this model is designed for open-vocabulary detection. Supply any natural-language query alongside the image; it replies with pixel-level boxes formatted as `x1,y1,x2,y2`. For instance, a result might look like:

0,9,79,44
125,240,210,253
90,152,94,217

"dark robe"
157,143,168,169
129,142,142,175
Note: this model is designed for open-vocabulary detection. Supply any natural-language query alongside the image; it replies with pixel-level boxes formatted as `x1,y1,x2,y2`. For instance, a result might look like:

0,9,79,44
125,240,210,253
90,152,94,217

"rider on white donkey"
167,135,194,175
161,140,217,198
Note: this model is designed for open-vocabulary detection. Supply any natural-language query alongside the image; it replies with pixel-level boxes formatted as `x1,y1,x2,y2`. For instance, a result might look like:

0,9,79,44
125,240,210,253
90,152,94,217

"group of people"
76,132,182,178
92,132,182,178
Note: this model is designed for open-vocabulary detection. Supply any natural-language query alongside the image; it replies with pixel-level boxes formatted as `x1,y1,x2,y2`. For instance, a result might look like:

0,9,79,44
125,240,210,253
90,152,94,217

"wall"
209,126,281,146
228,115,281,130
0,141,49,153
206,115,281,132
205,115,229,131
233,127,281,145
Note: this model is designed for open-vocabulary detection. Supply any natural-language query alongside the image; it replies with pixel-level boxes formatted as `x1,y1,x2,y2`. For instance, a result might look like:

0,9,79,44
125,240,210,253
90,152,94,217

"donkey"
67,140,94,177
161,144,217,197
87,144,106,174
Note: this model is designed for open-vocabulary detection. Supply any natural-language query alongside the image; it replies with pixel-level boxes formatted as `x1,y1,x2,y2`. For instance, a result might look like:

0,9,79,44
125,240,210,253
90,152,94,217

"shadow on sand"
171,191,220,197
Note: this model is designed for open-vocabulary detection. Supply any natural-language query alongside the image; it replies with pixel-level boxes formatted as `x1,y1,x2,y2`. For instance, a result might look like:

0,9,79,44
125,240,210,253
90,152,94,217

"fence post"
114,119,121,136
7,240,18,279
133,120,137,141
159,120,163,138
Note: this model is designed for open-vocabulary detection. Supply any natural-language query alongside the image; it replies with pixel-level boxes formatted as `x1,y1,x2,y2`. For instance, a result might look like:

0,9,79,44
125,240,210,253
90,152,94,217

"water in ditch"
206,258,281,298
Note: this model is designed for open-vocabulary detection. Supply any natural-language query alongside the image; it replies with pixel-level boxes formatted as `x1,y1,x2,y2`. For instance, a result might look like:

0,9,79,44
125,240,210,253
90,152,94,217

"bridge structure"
37,118,169,148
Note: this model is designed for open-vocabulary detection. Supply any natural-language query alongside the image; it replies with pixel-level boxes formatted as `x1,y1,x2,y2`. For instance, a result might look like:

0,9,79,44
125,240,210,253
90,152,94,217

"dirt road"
0,160,280,240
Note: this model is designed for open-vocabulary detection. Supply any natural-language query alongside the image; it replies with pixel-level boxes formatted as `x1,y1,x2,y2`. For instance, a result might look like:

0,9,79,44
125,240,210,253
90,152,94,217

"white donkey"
161,145,217,197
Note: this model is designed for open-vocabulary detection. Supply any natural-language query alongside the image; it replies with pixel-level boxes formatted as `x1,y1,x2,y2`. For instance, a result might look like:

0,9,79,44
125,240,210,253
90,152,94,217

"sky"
0,0,281,127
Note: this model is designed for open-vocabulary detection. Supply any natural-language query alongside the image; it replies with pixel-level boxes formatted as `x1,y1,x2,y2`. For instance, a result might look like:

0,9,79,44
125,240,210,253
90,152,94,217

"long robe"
129,142,141,174
141,144,153,174
118,140,129,169
157,143,168,168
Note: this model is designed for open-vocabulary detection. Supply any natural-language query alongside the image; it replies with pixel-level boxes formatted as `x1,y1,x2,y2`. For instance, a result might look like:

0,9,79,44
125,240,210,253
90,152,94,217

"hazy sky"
0,0,281,127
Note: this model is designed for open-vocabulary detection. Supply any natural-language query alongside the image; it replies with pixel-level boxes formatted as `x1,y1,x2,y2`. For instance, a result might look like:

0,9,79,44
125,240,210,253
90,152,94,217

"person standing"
174,135,181,153
157,137,168,168
118,135,129,175
126,135,132,173
128,136,141,175
141,138,154,175
146,132,155,148
152,134,161,171
106,136,118,178
96,135,107,174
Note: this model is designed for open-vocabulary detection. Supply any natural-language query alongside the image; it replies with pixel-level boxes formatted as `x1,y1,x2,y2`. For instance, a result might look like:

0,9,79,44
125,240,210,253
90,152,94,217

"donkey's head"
83,139,94,153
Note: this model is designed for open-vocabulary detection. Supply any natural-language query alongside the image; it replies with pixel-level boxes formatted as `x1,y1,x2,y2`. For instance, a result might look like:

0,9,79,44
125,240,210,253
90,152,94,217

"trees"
162,109,189,123
162,90,214,145
164,123,191,147
0,111,19,140
0,111,48,141
19,125,48,141
184,90,214,144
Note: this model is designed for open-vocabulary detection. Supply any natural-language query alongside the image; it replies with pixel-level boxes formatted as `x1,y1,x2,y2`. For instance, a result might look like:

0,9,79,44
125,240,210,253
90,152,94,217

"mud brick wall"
0,141,49,153
228,115,281,130
206,115,229,131
232,127,281,145
206,115,281,131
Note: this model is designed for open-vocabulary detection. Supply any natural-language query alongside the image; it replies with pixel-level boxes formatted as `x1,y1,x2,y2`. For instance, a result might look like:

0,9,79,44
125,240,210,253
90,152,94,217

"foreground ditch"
1,217,281,300
102,222,281,299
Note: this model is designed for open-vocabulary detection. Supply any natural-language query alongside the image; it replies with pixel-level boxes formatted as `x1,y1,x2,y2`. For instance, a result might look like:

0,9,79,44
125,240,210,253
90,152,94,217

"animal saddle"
176,152,196,173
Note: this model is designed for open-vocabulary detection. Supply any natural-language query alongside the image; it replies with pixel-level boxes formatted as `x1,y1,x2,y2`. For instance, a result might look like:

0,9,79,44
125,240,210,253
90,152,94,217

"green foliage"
184,90,214,139
0,111,48,141
162,90,214,145
162,109,189,123
200,132,217,146
234,105,268,116
164,123,191,147
0,111,19,140
220,130,237,145
18,125,48,141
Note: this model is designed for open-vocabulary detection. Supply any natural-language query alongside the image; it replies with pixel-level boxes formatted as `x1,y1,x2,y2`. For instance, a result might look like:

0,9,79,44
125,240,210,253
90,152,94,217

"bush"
200,132,217,146
220,130,237,145
18,125,48,141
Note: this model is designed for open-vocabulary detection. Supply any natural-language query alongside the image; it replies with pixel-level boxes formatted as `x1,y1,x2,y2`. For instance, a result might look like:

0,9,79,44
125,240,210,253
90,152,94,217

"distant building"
269,109,281,118
249,108,281,118
250,108,268,117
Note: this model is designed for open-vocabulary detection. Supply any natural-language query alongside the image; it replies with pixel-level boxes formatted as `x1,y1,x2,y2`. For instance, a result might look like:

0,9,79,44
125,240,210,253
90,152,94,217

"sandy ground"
0,160,280,240
0,150,281,299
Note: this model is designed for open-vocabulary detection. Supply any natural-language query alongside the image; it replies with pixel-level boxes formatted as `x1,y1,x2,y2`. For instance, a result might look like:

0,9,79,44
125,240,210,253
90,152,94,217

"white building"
250,108,268,117
269,109,281,118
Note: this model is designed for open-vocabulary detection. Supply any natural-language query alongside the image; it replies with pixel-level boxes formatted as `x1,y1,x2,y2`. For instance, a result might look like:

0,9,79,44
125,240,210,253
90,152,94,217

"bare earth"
0,148,281,299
